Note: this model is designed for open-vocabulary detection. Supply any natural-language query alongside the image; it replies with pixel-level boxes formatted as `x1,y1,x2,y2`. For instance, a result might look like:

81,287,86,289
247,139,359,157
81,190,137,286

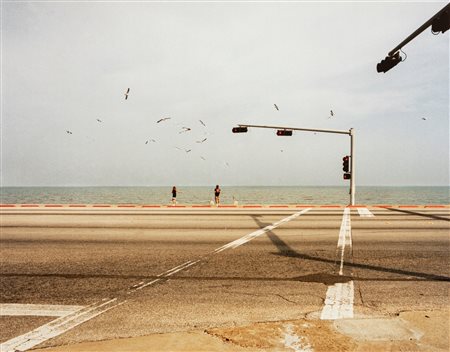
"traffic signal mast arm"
388,3,449,57
234,123,356,205
237,124,351,136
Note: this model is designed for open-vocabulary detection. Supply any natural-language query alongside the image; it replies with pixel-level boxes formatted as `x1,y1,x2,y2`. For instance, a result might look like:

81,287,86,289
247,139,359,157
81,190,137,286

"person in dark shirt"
171,186,177,204
214,185,221,205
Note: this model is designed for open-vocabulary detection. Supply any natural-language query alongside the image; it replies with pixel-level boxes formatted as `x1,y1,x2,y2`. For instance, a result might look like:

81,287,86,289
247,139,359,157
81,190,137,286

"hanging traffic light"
342,156,350,173
276,130,293,136
377,52,402,73
431,7,449,33
232,127,248,133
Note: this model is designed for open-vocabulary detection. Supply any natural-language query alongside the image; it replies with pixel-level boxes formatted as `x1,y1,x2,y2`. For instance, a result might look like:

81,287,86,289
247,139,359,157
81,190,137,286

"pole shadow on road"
250,215,450,283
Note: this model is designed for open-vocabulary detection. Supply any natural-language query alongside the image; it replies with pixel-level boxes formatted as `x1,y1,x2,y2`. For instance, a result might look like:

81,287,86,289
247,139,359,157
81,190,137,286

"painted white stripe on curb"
357,208,374,217
0,299,123,352
320,281,354,320
214,209,311,253
0,304,84,317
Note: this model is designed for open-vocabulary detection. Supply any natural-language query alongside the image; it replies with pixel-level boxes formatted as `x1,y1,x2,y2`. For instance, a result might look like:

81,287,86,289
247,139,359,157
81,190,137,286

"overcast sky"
2,0,449,187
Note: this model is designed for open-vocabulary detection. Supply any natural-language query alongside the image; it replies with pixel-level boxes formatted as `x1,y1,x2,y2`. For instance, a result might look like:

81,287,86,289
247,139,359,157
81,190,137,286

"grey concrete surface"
0,207,449,350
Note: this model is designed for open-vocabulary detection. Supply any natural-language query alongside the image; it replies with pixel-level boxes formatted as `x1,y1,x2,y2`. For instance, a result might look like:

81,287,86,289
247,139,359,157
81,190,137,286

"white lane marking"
0,304,84,317
357,208,374,217
0,298,124,352
2,210,311,350
320,281,354,320
160,261,192,276
133,278,161,291
337,208,352,276
214,209,311,253
283,323,313,352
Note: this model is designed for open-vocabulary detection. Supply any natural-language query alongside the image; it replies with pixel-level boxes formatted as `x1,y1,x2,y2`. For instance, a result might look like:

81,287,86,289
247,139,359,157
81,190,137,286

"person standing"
214,185,221,205
171,186,177,204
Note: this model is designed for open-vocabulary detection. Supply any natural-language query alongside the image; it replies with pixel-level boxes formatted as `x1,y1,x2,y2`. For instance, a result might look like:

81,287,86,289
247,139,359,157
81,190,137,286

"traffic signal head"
376,52,402,73
276,130,293,136
343,173,351,180
232,127,248,133
431,7,449,33
342,156,350,172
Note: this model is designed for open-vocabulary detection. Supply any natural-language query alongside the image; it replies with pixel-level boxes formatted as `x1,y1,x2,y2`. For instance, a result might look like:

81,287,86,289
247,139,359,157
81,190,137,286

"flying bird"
330,110,334,116
196,138,207,143
179,127,191,134
66,130,73,134
96,118,102,123
199,120,206,127
157,117,171,123
274,104,279,111
200,156,206,161
124,88,130,100
145,139,156,144
185,149,191,153
421,117,427,120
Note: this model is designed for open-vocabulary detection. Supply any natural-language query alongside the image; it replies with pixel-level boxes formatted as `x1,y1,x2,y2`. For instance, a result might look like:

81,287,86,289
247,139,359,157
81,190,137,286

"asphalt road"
1,206,449,350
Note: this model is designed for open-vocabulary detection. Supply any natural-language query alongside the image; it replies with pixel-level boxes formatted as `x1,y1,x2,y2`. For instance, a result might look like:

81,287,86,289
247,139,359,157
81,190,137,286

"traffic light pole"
236,124,356,205
350,128,355,206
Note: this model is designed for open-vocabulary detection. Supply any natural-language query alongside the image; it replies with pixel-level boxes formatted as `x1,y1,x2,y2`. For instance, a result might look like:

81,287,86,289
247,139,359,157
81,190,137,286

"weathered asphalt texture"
1,207,449,350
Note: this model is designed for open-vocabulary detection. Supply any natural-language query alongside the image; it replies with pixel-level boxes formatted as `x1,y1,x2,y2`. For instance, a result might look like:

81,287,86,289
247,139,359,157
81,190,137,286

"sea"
1,186,449,205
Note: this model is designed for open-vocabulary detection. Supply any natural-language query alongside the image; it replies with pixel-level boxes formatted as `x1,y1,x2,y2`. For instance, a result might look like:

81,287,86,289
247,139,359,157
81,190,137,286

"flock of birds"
65,88,428,157
65,88,214,162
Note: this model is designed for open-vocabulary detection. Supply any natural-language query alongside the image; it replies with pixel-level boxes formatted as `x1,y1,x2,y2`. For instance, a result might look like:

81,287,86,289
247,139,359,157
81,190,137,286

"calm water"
1,186,449,205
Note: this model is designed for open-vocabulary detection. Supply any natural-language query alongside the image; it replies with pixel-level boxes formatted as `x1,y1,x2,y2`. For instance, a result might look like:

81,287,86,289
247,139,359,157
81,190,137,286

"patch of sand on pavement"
35,309,449,352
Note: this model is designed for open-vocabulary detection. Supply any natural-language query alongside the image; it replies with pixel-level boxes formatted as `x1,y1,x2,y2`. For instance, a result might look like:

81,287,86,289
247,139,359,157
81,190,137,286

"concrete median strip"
321,208,354,320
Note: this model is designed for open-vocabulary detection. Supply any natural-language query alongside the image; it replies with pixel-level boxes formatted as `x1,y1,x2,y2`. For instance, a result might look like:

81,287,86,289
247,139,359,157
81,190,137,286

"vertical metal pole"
350,128,355,206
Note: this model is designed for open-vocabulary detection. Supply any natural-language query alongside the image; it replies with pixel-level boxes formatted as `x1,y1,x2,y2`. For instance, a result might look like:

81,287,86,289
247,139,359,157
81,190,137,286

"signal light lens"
342,156,350,173
376,52,402,73
276,130,293,136
232,127,248,133
343,173,351,180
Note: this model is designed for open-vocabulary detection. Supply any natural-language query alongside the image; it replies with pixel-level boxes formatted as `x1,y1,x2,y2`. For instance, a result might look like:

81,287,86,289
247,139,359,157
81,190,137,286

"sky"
1,0,449,187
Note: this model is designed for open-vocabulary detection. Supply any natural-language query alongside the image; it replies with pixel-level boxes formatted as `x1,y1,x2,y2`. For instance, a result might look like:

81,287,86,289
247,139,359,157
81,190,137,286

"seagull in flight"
66,130,73,134
185,149,191,153
199,120,206,127
179,127,191,134
274,104,279,111
124,88,130,100
96,118,102,123
145,139,156,144
196,138,207,143
200,156,206,161
328,110,334,119
157,117,171,123
421,117,427,120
